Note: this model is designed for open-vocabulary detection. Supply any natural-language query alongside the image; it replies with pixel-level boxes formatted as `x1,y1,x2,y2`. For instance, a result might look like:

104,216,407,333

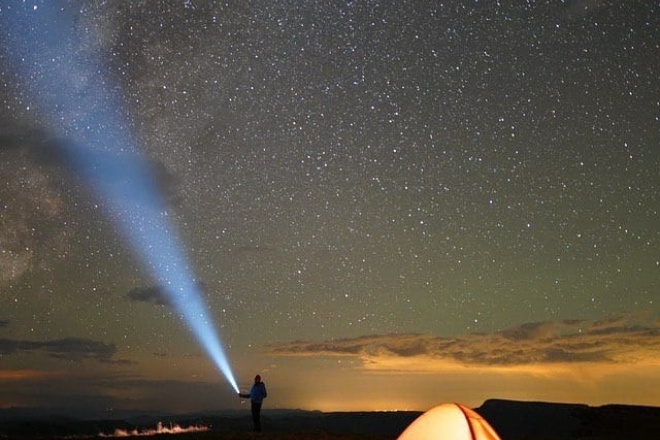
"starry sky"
1,0,659,417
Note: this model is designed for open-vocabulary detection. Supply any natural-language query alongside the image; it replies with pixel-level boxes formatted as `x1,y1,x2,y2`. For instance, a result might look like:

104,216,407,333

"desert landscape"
2,399,660,440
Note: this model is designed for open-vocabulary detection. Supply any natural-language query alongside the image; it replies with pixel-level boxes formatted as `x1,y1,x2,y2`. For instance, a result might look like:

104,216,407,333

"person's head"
254,374,261,383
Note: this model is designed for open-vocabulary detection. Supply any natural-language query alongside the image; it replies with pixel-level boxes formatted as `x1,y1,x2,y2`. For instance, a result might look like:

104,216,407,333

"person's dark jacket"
240,382,267,404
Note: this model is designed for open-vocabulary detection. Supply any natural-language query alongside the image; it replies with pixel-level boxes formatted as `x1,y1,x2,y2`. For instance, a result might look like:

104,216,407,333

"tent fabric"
457,404,502,440
397,403,502,440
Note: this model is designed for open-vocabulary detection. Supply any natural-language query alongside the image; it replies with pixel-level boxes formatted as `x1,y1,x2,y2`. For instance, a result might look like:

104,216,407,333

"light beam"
1,2,239,393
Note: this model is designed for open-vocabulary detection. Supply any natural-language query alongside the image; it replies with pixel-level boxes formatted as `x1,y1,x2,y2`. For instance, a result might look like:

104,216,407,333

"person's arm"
239,384,257,399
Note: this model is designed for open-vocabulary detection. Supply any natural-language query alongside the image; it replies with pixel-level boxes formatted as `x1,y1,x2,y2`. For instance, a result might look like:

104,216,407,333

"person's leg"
252,402,262,432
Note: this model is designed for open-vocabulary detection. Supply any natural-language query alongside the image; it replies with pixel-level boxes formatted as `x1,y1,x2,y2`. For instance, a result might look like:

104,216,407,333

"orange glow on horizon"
0,369,67,381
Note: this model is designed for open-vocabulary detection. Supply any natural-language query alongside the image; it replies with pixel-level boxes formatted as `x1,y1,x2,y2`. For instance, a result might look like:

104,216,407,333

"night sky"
1,0,659,417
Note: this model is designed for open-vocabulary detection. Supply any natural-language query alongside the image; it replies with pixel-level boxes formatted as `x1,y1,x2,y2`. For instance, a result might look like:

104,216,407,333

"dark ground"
2,399,660,439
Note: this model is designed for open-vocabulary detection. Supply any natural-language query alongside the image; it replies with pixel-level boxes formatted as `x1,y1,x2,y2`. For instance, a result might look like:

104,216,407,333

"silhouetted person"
238,374,268,432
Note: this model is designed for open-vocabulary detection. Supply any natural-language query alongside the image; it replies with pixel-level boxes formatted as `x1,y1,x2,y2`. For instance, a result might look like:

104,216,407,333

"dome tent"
398,403,502,440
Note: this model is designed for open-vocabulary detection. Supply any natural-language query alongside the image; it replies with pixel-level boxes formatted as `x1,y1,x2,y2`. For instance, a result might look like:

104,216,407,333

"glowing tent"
397,403,502,440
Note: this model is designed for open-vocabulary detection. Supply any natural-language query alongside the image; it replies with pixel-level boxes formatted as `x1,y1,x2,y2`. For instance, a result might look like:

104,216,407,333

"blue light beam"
1,2,239,393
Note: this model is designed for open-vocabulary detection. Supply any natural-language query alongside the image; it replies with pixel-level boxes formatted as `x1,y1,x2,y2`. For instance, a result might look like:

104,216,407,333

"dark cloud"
0,129,69,168
125,282,211,307
125,285,172,307
147,159,182,206
1,127,180,202
0,337,120,363
267,315,660,369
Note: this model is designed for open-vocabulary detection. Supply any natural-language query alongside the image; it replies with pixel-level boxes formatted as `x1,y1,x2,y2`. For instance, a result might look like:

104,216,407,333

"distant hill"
478,399,660,440
1,399,659,439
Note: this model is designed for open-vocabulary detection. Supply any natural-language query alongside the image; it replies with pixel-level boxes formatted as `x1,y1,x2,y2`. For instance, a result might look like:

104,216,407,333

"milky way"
0,1,658,414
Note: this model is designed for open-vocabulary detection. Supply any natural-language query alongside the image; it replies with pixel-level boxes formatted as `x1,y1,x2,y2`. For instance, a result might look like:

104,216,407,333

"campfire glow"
99,422,209,437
